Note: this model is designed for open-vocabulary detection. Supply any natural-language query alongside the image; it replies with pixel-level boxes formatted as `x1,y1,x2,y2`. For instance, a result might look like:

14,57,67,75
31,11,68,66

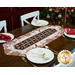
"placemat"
3,25,64,57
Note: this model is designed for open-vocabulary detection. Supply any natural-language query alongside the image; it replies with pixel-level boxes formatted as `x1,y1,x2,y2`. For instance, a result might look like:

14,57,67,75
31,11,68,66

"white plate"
0,33,14,43
31,20,49,26
64,32,75,39
26,48,54,64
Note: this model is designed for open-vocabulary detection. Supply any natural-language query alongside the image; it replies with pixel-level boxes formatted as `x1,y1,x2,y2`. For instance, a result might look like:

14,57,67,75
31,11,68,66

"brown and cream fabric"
3,25,64,57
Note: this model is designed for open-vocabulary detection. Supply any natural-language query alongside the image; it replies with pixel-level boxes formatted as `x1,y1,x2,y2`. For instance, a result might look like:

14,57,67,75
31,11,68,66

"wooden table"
0,18,75,67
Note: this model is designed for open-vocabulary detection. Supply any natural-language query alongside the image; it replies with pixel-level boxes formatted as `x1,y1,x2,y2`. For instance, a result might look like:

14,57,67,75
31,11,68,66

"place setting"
0,33,14,43
21,47,55,67
26,48,54,64
31,19,49,27
62,28,75,40
22,45,58,67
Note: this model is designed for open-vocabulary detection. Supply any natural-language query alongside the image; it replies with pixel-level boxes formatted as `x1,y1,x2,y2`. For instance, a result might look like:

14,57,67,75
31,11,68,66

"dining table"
0,18,75,67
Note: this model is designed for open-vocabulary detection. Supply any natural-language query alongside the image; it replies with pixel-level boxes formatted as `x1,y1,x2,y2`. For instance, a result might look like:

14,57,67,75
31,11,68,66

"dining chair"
20,10,40,27
0,20,7,33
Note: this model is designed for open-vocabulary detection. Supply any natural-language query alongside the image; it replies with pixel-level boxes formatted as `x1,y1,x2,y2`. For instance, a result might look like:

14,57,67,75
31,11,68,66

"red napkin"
64,28,75,35
0,34,11,41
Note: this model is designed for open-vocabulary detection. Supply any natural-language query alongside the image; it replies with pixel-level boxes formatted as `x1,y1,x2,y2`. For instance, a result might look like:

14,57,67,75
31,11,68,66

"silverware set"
44,46,58,55
22,57,37,67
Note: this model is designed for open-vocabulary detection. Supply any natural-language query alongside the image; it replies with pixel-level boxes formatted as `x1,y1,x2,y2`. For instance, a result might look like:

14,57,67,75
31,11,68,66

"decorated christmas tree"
40,7,75,25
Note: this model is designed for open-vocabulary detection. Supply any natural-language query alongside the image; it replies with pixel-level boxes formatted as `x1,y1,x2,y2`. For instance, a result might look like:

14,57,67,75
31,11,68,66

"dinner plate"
26,48,54,64
0,33,14,43
31,20,49,26
64,32,75,39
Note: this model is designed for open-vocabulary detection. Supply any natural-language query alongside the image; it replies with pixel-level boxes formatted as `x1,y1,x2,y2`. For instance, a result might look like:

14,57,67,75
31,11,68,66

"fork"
22,57,37,67
62,34,75,41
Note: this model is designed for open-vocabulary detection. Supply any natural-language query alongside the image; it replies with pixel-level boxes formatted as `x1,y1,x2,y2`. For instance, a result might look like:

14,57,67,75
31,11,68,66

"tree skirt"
3,25,64,57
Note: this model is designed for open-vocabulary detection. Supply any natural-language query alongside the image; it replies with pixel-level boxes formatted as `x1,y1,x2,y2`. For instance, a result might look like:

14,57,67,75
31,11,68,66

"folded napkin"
65,28,75,35
31,19,47,26
0,34,11,41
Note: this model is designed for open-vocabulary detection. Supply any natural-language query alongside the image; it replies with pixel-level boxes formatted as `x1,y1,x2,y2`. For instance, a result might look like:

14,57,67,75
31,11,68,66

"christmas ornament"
58,14,62,18
55,9,59,13
61,19,64,22
67,7,73,11
58,21,61,24
49,8,52,12
46,14,50,18
66,14,69,19
71,9,74,12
